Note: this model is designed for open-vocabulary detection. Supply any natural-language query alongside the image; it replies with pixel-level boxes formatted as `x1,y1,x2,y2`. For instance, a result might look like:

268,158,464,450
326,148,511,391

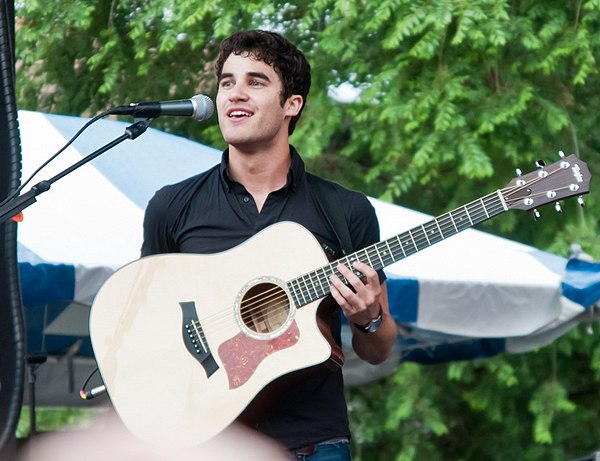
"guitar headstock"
501,154,591,212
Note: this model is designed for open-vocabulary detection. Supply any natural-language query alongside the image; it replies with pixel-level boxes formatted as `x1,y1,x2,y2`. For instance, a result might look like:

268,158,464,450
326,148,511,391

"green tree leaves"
15,2,600,258
14,2,600,459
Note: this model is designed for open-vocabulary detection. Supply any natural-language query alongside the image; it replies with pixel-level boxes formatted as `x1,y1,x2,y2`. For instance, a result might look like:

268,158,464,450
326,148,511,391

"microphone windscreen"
190,94,214,121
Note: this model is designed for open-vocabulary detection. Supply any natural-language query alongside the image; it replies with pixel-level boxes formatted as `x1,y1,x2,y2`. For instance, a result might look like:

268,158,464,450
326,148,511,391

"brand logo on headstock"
572,164,584,183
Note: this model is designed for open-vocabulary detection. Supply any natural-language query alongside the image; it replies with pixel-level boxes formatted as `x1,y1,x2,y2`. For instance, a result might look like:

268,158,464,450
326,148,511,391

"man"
141,29,396,460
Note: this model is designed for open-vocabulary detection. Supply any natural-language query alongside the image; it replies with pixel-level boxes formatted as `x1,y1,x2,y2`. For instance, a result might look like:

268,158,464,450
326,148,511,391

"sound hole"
240,282,290,335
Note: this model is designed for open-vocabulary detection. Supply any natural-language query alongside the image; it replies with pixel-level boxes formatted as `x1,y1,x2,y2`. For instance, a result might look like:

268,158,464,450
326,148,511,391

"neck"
227,143,292,204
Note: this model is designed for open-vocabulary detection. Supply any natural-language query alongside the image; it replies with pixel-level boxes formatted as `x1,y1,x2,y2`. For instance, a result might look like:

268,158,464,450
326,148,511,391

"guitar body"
90,221,336,447
90,153,591,447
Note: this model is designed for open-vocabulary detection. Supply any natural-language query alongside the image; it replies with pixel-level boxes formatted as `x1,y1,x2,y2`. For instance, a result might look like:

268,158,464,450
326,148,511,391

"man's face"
216,52,300,151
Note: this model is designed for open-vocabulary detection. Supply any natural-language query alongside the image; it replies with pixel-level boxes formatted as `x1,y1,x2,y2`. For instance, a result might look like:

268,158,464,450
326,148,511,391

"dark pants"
289,439,351,461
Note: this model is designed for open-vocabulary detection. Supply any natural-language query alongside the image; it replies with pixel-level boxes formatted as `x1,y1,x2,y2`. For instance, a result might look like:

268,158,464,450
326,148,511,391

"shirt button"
243,196,250,203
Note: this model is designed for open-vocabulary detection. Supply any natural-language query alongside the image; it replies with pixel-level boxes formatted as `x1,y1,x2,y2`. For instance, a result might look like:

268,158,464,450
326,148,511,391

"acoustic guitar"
89,154,590,447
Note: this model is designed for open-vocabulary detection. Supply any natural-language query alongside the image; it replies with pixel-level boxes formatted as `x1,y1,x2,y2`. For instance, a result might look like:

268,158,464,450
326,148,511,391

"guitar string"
196,166,569,334
195,189,511,335
240,188,511,313
233,184,563,330
197,187,515,333
200,191,519,334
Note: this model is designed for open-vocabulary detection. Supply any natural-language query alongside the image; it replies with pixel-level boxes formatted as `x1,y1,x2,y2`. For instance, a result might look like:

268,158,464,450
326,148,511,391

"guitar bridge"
179,301,219,377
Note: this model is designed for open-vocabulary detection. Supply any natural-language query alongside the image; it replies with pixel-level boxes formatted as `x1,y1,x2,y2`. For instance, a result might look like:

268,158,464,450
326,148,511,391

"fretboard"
286,190,507,309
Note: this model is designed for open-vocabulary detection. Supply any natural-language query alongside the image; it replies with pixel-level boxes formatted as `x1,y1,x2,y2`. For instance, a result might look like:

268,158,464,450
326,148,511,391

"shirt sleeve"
140,188,178,257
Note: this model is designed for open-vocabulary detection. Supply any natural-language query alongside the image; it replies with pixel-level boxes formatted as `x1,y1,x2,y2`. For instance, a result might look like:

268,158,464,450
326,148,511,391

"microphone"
109,94,214,121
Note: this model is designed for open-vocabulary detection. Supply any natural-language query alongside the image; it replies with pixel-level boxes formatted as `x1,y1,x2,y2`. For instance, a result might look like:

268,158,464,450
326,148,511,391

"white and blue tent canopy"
15,110,600,402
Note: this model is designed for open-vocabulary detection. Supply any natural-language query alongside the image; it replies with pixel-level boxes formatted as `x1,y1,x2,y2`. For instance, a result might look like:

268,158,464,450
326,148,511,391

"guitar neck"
287,190,507,309
288,152,592,308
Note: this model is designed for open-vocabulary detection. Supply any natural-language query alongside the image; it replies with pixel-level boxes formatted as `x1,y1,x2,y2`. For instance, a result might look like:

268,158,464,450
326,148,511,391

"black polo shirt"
141,146,382,449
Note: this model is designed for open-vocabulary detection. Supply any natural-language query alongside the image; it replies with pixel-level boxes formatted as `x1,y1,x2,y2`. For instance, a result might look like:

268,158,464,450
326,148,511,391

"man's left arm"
330,261,397,365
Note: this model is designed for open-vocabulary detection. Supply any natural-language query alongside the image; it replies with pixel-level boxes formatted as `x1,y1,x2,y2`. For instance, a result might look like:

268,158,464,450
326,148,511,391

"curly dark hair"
215,30,311,135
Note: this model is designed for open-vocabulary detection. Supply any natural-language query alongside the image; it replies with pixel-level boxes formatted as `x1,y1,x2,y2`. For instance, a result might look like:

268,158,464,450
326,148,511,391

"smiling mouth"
229,110,252,118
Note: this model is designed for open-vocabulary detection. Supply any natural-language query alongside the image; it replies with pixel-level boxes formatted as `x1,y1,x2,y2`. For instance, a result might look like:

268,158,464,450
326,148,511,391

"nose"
226,82,248,101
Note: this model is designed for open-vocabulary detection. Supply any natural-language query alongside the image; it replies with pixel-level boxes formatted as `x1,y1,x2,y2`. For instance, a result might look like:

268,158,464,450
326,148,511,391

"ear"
285,94,304,117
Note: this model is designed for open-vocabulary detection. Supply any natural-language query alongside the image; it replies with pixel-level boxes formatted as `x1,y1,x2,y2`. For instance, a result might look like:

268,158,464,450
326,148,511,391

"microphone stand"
25,353,47,438
0,118,152,223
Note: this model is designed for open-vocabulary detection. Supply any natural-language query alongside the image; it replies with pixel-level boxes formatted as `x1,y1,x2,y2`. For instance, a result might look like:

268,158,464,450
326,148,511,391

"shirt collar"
219,146,305,193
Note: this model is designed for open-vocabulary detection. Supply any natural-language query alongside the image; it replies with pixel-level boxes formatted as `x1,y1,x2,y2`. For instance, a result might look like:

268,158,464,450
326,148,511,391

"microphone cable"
0,109,112,210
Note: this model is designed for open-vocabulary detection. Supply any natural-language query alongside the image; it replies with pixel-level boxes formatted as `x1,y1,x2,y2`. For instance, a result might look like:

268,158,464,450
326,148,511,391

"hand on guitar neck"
330,260,396,364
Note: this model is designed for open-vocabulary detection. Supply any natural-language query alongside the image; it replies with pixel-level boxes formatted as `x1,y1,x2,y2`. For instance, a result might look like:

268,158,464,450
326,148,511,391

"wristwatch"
354,305,383,334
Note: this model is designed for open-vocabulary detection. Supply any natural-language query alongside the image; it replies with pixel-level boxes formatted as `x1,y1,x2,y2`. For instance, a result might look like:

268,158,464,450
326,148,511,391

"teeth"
230,110,251,117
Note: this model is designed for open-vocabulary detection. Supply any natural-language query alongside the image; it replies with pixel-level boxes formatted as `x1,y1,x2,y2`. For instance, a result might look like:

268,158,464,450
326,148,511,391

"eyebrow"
218,71,272,83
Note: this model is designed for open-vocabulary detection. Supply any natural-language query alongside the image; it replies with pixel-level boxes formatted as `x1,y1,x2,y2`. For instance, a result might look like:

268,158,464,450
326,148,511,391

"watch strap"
354,305,383,334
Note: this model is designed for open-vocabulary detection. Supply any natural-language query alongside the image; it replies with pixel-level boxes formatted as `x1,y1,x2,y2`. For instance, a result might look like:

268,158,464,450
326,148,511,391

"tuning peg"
578,196,585,207
555,202,562,213
536,160,546,169
515,168,522,176
558,150,566,158
533,208,541,220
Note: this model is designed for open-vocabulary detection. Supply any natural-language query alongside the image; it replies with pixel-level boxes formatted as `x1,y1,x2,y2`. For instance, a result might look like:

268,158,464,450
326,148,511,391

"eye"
219,79,234,88
249,79,264,87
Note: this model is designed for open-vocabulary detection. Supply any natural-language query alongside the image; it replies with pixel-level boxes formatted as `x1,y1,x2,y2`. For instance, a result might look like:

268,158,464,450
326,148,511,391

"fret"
299,275,312,301
304,272,315,296
412,227,429,251
434,218,445,239
287,281,301,308
452,207,471,232
373,244,386,270
333,262,347,285
421,224,431,246
395,235,407,258
362,248,373,268
408,230,418,252
383,240,397,265
303,272,318,299
400,232,418,256
464,206,473,225
466,201,483,225
311,272,327,296
437,212,455,238
343,254,354,267
422,220,444,246
448,212,459,233
341,254,356,280
316,267,330,299
296,279,308,306
480,198,490,218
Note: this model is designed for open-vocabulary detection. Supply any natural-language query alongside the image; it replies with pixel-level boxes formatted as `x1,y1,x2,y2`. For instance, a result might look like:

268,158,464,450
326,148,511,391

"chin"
224,135,254,146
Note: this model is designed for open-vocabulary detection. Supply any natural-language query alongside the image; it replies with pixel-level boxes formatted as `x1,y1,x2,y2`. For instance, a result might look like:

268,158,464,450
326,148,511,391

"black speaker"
0,0,26,459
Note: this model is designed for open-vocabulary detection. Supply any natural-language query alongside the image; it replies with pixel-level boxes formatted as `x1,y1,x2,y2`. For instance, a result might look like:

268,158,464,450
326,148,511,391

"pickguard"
218,321,300,389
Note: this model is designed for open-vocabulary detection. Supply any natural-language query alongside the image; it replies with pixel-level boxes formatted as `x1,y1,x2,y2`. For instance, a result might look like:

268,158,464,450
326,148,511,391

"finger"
337,263,378,301
335,263,364,292
329,283,347,308
330,270,357,301
332,270,373,316
329,280,362,317
351,261,379,286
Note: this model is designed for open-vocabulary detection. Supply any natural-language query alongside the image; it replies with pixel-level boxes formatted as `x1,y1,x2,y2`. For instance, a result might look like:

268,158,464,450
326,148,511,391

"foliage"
14,1,600,460
348,323,600,461
15,0,600,256
16,407,101,438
